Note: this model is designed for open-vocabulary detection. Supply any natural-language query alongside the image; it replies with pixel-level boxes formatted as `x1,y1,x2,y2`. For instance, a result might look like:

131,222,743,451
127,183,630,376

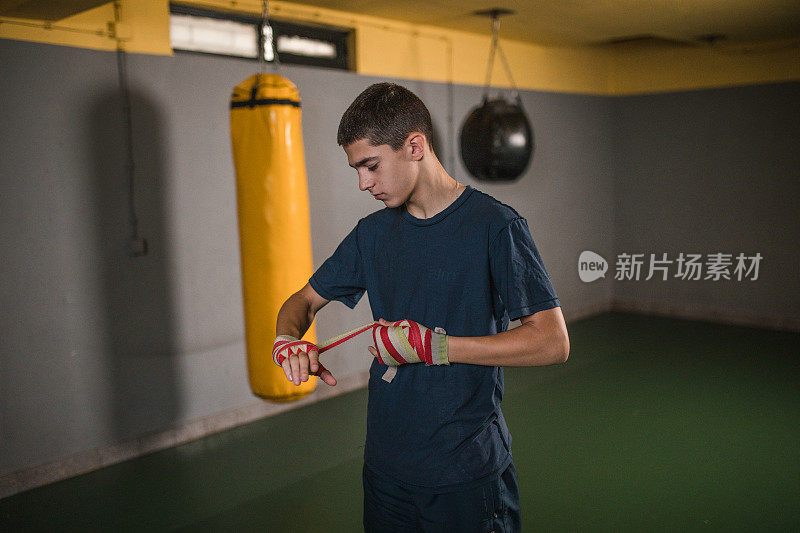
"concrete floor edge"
0,369,370,499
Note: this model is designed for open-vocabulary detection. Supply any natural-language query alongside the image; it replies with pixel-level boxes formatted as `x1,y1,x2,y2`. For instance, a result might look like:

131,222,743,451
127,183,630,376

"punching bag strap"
249,76,260,108
482,14,499,101
480,9,520,104
230,80,302,110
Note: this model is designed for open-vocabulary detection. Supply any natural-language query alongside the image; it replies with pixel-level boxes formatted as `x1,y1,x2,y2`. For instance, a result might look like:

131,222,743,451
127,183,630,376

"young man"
273,82,569,532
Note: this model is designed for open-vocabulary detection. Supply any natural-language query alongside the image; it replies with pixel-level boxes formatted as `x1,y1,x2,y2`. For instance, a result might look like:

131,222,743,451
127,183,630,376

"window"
170,12,259,58
169,4,352,70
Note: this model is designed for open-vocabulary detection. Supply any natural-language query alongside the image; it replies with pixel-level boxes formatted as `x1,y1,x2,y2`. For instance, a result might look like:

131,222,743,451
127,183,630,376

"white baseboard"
612,300,800,332
561,300,614,323
0,370,369,499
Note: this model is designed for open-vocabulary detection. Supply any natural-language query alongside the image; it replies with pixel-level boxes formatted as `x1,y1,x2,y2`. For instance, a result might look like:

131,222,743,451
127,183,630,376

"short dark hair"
337,82,434,151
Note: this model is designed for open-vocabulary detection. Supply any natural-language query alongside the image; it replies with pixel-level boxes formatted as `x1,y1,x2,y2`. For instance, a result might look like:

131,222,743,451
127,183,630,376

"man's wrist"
429,330,450,365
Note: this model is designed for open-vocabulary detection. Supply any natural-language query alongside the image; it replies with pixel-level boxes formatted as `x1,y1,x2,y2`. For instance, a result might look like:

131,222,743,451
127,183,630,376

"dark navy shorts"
363,461,521,532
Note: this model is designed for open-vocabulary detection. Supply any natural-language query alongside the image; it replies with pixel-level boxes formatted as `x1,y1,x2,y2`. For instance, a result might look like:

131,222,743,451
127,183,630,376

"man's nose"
358,171,373,192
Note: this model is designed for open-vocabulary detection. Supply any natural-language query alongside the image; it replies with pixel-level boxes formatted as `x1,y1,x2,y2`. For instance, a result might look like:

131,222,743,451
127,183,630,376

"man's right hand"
272,335,337,386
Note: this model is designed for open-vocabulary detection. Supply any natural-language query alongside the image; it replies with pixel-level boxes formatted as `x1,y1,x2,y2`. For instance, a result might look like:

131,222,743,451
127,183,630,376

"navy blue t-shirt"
309,186,560,491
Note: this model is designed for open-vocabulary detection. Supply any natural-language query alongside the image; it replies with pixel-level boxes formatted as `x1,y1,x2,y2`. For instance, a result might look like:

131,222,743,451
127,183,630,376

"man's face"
343,138,416,208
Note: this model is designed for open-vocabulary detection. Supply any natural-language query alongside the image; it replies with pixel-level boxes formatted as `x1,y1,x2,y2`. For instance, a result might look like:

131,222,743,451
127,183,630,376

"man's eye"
368,165,378,172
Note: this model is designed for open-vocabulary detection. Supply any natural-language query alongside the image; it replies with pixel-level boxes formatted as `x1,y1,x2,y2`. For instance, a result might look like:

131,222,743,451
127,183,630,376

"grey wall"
0,38,612,478
613,83,800,327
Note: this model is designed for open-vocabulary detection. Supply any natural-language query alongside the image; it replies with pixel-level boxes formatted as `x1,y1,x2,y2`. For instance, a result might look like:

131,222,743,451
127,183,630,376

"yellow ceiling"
0,0,109,20
3,1,798,50
284,0,800,49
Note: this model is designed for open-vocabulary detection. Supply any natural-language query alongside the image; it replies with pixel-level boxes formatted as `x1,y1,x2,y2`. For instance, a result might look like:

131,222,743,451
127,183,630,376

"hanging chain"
482,16,499,100
496,40,520,100
482,13,520,102
260,0,280,73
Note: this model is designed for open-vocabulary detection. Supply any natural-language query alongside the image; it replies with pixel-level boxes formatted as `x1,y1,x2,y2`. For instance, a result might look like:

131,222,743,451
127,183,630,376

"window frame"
169,3,352,70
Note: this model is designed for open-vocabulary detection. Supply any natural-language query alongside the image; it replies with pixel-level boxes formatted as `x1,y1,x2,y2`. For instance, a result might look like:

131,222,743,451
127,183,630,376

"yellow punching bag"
230,74,317,402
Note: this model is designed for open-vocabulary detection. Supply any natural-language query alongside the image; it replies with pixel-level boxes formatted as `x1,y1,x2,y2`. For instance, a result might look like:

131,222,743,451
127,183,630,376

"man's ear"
406,133,426,161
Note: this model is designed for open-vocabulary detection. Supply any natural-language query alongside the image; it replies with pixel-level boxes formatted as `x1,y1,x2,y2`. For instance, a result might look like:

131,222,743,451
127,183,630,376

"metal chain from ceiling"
481,10,519,101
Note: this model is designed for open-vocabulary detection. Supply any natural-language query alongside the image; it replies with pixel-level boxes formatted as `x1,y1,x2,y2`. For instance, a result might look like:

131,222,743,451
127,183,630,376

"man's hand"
273,336,337,386
367,318,449,366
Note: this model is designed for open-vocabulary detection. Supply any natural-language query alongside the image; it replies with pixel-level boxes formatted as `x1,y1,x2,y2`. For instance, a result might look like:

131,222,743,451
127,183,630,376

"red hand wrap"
272,336,328,376
371,319,448,366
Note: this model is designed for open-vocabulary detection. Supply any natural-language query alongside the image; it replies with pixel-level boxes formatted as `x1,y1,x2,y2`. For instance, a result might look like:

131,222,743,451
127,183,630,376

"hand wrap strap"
272,319,448,376
272,322,377,376
371,319,449,366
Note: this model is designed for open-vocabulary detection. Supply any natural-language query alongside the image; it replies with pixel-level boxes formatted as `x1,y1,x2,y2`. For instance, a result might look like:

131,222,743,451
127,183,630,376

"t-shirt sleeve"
309,222,366,309
489,217,560,321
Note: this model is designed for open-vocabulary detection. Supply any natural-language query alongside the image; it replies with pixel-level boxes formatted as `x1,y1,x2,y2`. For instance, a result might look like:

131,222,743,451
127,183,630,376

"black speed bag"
460,97,534,182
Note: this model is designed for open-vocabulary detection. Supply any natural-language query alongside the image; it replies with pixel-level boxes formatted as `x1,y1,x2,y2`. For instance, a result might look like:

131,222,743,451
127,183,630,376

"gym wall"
612,83,800,327
1,22,798,497
0,37,612,493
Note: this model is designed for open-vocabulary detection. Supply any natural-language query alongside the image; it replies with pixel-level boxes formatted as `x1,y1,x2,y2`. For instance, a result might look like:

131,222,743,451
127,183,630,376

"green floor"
2,312,799,531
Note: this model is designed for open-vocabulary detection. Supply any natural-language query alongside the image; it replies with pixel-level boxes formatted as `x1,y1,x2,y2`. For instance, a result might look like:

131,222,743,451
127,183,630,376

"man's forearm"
447,311,569,367
275,292,315,339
